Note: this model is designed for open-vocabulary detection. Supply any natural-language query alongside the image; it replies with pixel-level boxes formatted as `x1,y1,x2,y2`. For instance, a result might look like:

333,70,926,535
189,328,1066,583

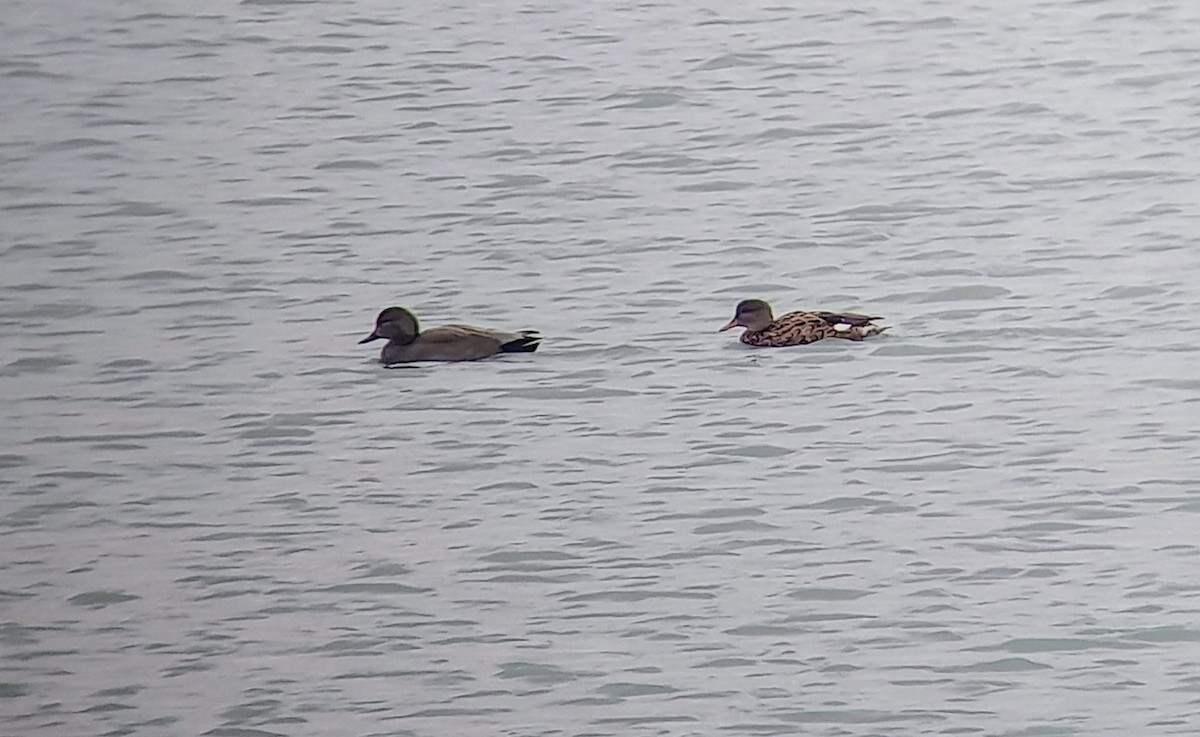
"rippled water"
4,0,1200,735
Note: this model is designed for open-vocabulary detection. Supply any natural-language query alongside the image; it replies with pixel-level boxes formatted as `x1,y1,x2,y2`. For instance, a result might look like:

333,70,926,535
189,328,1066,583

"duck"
359,306,541,363
719,299,887,347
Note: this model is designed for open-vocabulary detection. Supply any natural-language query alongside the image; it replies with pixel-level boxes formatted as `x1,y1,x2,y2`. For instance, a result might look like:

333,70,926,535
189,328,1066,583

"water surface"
3,1,1200,735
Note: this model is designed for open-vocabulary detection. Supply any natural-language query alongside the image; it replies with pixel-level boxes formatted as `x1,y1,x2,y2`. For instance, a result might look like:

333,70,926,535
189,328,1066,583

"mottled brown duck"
359,306,541,363
719,299,887,347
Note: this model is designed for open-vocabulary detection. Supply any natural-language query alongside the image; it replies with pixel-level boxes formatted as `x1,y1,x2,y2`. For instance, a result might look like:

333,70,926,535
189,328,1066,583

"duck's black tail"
500,331,542,353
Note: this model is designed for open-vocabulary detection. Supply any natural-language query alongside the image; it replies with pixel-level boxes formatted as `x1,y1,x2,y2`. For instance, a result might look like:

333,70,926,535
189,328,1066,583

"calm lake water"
4,1,1200,735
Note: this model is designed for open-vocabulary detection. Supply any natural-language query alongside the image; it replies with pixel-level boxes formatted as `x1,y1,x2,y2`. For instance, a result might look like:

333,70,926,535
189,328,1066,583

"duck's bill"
718,319,739,332
358,331,383,344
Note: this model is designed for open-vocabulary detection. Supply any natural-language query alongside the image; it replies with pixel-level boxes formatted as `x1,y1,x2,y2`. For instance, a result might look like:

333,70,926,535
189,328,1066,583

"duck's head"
719,299,774,332
359,306,419,345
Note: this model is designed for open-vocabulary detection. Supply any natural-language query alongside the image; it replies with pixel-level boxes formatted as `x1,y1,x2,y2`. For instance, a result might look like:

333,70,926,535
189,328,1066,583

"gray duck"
359,306,541,363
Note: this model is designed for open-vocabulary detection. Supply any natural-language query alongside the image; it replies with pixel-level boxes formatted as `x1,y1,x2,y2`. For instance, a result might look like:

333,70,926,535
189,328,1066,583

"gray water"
4,0,1200,735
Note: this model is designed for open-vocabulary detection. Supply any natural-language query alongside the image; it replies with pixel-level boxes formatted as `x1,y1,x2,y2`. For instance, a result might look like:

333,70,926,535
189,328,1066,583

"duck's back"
382,324,540,363
741,310,885,347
